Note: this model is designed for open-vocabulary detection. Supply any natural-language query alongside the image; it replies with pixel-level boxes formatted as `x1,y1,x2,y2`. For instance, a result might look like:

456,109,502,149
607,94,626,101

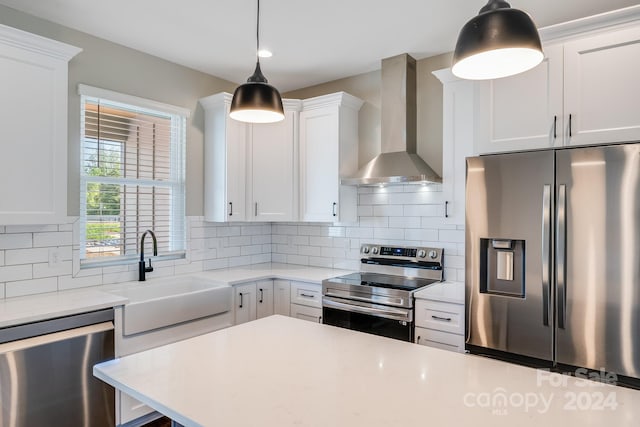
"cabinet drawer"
290,282,322,308
290,304,322,323
415,327,465,353
415,299,464,335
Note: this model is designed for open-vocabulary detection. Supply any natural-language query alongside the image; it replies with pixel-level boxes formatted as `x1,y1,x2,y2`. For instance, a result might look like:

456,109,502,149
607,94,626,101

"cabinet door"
441,78,476,225
256,280,274,319
273,280,291,316
225,113,248,221
290,303,322,323
0,33,78,224
290,282,322,308
249,110,296,221
202,93,248,222
564,25,640,146
299,107,340,222
475,44,563,154
234,283,257,325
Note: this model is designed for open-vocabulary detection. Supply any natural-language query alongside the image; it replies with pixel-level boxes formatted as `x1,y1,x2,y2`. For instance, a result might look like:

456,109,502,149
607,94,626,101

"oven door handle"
322,297,412,322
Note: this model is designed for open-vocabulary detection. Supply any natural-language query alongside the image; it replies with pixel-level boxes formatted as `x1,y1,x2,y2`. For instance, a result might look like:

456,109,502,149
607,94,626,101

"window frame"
78,84,189,268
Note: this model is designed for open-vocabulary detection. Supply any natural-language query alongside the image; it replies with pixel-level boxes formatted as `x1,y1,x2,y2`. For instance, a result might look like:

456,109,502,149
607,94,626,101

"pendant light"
229,0,284,123
452,0,543,80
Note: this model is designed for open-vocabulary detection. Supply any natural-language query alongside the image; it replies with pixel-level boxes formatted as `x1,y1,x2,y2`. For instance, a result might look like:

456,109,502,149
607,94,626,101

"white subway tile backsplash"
5,224,58,233
439,229,465,243
5,248,49,265
308,236,333,247
286,255,309,265
298,246,321,256
58,274,103,291
0,264,32,282
6,277,57,298
0,233,32,250
33,261,72,279
359,217,389,228
403,205,440,217
373,228,404,240
33,232,72,247
358,192,389,205
0,187,466,299
389,216,420,229
404,229,439,242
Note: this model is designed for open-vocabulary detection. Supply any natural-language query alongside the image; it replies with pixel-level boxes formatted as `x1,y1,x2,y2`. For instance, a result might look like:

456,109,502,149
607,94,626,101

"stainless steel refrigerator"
465,142,640,385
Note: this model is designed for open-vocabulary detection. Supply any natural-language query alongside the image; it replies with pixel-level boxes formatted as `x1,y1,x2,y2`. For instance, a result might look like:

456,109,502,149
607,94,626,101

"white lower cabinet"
414,299,465,353
291,303,323,323
289,281,323,323
273,280,291,316
234,280,274,324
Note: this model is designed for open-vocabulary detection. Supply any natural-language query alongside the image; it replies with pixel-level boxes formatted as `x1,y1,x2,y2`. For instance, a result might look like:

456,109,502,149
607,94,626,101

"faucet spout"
139,230,158,281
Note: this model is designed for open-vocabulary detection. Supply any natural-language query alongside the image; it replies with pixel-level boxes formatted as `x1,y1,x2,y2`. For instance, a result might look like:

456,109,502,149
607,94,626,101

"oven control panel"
361,244,442,262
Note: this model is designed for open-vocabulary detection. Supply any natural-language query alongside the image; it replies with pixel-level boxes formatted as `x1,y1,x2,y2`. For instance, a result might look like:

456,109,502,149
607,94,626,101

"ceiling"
0,0,638,91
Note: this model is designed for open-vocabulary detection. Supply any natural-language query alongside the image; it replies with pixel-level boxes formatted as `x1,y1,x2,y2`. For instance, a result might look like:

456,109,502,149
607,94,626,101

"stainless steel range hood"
341,54,441,186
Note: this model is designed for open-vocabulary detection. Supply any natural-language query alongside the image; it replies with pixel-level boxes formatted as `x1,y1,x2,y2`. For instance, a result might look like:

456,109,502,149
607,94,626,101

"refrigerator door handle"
556,184,567,329
542,184,551,326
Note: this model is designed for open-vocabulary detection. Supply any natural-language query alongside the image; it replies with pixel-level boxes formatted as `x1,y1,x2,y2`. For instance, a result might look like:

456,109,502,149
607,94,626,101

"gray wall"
285,53,453,175
0,4,237,217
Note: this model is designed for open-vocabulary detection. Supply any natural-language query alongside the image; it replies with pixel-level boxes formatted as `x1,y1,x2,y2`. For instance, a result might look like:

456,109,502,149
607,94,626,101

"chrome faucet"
138,230,158,281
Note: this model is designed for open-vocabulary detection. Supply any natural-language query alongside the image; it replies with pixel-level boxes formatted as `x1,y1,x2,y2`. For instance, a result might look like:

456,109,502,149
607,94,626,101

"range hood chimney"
341,53,441,185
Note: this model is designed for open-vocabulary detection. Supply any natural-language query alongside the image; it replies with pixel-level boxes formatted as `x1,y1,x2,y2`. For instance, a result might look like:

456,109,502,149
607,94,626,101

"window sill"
79,252,186,270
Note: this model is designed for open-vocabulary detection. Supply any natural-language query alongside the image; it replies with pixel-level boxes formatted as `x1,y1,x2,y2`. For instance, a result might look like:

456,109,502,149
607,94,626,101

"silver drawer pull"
431,315,452,322
300,293,315,298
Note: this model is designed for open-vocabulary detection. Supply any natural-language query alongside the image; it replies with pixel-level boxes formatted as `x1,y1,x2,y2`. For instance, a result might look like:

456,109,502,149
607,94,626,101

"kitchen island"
94,315,640,427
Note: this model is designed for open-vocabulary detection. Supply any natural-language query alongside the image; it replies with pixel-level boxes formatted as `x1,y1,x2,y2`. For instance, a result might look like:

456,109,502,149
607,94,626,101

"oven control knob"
428,250,438,259
362,246,370,254
371,247,379,255
417,250,426,258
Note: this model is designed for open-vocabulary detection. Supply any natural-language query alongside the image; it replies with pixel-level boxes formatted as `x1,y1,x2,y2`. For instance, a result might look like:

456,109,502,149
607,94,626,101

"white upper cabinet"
433,69,476,225
563,25,640,146
475,44,563,154
200,93,248,222
299,92,362,223
248,101,301,222
0,25,80,225
475,17,640,154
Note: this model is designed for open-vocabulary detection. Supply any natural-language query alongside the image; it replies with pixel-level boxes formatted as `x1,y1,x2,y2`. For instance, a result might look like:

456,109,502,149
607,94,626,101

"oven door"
322,296,414,342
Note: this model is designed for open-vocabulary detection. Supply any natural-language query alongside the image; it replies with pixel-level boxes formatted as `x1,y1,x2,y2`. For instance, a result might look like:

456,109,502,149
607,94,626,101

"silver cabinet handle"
556,184,567,329
254,202,258,217
332,202,337,217
259,288,263,304
229,202,233,216
431,315,452,322
542,184,551,326
300,293,315,298
553,115,557,140
239,292,244,309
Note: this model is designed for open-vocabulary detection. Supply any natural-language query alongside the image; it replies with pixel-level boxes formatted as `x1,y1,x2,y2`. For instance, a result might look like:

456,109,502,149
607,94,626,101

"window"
79,85,188,266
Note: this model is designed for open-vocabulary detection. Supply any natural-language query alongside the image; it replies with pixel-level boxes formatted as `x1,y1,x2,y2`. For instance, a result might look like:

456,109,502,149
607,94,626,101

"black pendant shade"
452,0,543,80
229,0,284,123
230,62,284,123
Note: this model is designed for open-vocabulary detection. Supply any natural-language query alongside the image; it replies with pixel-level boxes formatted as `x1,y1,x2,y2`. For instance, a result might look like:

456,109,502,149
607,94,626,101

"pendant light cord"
256,0,260,63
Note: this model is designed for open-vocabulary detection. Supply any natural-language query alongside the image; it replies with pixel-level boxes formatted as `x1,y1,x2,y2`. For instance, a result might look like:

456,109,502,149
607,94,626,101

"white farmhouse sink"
107,276,232,336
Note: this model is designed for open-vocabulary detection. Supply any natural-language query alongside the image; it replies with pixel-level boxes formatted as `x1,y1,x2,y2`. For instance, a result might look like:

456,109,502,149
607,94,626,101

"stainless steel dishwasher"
0,308,115,427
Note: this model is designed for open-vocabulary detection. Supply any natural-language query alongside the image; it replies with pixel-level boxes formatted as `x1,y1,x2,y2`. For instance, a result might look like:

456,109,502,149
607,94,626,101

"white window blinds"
79,85,187,265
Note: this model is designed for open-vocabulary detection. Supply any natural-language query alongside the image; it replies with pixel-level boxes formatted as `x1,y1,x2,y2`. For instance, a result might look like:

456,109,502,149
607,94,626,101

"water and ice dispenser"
479,238,525,298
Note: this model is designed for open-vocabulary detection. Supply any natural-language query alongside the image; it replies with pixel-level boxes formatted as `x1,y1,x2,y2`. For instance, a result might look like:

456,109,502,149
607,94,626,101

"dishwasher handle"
0,322,114,355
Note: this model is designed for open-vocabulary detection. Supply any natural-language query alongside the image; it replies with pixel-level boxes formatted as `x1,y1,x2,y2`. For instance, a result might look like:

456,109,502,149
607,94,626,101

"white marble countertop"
414,280,465,304
0,263,353,329
94,315,640,427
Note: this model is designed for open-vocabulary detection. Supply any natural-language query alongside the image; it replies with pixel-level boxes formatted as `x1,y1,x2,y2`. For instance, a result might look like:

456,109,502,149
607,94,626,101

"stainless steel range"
322,244,444,342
